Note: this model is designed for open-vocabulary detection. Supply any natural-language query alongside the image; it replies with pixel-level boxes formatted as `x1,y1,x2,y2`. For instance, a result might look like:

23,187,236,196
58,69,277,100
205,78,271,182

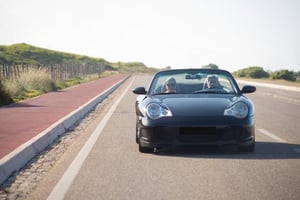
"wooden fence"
0,63,105,81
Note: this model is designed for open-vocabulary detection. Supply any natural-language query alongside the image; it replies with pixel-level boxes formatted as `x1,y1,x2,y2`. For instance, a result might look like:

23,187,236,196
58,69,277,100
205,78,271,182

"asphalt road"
31,75,300,200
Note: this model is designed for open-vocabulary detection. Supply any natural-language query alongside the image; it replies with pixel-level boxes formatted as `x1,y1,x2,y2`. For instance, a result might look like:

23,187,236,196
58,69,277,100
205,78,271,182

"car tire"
135,126,139,144
239,142,255,152
139,143,154,153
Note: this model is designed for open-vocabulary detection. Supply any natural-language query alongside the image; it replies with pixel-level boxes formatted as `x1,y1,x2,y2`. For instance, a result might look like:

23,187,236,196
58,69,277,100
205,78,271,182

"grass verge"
0,69,118,106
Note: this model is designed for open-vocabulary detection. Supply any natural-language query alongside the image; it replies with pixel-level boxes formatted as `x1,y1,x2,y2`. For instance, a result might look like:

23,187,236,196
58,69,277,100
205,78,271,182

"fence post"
50,64,54,80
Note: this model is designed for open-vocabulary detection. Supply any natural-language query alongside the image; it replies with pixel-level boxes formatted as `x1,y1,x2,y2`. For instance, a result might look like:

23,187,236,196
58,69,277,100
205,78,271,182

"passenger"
204,75,222,89
163,77,177,93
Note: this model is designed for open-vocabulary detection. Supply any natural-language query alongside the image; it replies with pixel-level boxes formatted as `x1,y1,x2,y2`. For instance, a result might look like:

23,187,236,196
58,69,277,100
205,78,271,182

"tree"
202,63,219,69
233,66,269,78
270,69,296,81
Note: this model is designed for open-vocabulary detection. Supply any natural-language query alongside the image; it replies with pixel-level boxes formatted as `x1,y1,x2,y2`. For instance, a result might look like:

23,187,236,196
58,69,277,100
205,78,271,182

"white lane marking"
258,128,300,155
258,128,287,143
47,78,134,200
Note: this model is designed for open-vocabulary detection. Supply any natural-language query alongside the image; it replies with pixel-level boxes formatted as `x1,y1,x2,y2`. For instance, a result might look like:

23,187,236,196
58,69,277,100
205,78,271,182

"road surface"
29,75,300,200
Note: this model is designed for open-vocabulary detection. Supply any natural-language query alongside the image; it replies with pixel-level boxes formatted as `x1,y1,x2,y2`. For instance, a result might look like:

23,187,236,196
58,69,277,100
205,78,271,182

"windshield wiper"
192,90,229,94
152,92,179,95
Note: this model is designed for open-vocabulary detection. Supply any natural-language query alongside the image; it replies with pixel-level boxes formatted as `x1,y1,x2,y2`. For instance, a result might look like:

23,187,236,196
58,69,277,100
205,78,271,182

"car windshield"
148,69,239,95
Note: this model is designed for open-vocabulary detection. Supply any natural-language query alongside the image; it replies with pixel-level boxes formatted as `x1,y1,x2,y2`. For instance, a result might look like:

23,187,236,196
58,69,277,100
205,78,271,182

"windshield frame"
147,69,240,95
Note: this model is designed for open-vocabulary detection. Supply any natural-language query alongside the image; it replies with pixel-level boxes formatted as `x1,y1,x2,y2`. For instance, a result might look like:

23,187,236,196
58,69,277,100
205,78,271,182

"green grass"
1,68,56,103
0,68,123,106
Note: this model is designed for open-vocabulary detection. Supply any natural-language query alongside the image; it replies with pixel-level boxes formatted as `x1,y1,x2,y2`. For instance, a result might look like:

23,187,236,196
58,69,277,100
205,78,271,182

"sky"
0,0,299,72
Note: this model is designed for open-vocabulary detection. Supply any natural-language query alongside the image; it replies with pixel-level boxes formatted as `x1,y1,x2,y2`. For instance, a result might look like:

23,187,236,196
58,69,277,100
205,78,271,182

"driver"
204,75,222,89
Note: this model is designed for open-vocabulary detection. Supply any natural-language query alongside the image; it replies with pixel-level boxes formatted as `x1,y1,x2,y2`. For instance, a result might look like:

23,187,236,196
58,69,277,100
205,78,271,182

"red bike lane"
0,74,128,160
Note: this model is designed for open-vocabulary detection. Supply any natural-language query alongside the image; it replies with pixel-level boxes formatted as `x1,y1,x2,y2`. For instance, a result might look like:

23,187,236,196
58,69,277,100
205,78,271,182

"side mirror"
132,87,147,95
241,85,256,94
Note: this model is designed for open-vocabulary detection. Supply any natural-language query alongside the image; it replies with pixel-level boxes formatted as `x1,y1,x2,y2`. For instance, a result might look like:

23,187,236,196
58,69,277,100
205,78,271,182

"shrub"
270,70,296,81
18,68,56,93
1,68,57,104
233,66,269,78
2,79,25,101
0,80,14,105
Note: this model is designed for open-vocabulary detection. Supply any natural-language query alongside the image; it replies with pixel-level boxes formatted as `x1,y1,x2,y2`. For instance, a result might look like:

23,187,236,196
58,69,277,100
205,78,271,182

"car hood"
154,94,241,117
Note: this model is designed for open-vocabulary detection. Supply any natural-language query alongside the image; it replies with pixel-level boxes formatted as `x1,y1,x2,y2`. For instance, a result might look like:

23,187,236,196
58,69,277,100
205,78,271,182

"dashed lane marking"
258,128,300,155
258,128,287,143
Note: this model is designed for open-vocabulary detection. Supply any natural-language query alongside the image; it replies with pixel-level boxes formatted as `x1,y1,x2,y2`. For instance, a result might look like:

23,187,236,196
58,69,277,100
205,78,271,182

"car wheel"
239,142,255,152
136,126,139,144
139,143,154,153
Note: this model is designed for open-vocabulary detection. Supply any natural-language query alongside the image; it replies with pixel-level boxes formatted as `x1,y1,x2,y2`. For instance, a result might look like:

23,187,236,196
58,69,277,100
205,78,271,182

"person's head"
206,75,220,89
165,77,176,93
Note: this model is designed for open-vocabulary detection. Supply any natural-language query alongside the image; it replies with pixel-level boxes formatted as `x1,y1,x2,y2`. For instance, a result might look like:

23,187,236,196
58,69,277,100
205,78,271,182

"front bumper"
139,125,255,148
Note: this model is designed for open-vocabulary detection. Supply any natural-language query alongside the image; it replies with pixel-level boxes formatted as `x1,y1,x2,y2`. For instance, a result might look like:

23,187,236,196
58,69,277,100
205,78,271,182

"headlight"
145,103,172,119
224,102,249,119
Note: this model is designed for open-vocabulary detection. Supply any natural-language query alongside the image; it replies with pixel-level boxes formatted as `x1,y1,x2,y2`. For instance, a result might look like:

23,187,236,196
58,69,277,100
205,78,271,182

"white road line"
258,128,287,143
258,128,300,155
47,78,134,200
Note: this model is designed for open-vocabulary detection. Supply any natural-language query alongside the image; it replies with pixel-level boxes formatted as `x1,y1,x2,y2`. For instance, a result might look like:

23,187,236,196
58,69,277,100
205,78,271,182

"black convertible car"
133,68,256,153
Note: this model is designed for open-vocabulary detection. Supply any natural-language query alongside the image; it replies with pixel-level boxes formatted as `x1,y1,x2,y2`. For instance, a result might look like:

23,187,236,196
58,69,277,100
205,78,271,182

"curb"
0,75,130,185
